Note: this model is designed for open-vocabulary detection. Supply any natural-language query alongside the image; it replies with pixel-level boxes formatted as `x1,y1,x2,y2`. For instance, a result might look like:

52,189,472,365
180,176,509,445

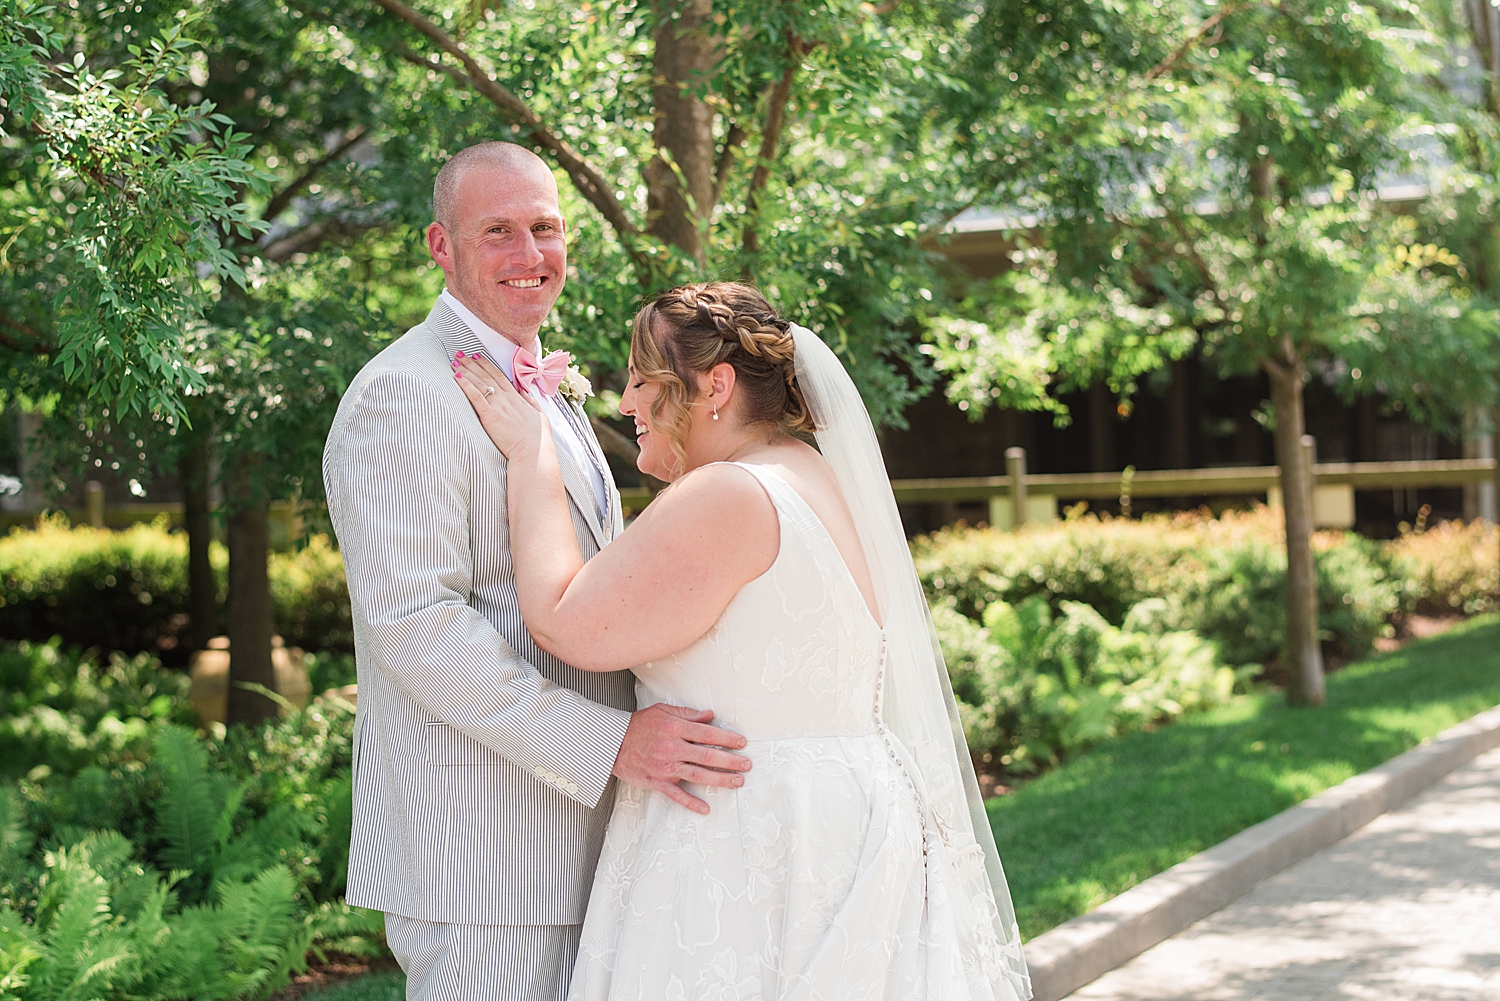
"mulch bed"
270,957,401,1000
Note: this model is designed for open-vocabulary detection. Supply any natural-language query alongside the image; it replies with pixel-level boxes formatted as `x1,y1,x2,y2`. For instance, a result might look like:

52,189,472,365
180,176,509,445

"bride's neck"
679,424,787,477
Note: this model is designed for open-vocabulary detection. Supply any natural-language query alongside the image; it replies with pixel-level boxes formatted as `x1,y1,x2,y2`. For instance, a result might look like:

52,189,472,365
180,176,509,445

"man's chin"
474,296,559,338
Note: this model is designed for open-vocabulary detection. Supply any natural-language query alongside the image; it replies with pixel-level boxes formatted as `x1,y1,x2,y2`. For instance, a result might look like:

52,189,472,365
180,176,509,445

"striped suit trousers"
384,914,581,1001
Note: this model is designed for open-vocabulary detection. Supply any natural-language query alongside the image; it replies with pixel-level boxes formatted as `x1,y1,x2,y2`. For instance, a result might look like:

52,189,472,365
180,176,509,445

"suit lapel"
547,410,609,550
426,300,609,551
556,397,619,541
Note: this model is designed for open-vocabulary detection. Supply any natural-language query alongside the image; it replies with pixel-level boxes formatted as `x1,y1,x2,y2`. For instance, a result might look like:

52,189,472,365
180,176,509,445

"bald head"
425,141,567,347
432,142,553,230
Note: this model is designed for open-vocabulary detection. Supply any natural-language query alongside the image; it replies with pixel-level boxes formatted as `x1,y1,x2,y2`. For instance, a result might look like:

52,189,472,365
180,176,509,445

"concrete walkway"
1063,745,1500,1001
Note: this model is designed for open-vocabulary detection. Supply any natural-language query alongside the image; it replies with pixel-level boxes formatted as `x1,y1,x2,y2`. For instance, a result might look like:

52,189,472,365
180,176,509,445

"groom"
323,142,749,1001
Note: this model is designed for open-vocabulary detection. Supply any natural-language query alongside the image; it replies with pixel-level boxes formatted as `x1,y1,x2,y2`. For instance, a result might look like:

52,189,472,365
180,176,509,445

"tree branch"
742,36,803,257
263,217,380,262
0,312,52,355
390,38,479,90
1259,354,1292,382
261,126,370,224
1144,8,1233,82
370,0,640,246
713,121,746,206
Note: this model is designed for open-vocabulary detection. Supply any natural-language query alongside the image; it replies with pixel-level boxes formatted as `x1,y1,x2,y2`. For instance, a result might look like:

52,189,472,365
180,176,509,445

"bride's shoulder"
655,462,775,516
629,463,779,565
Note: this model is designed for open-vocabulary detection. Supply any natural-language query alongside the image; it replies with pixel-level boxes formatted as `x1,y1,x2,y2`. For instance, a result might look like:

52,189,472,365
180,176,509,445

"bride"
453,282,1030,1001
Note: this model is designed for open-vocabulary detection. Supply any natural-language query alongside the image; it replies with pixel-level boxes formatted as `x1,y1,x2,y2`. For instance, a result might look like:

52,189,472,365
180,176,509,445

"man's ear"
427,221,453,271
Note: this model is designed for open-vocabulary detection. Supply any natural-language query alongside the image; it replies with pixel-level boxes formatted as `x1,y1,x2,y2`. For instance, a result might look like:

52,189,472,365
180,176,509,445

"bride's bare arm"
455,354,779,671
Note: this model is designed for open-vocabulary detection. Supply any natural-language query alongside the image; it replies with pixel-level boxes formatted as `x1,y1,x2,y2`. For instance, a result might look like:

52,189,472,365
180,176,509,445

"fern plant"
2,657,385,999
150,728,313,906
0,829,318,1001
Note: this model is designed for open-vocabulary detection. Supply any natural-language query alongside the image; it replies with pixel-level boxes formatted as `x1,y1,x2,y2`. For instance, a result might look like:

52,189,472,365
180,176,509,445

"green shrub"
916,507,1403,666
1387,520,1499,617
0,748,383,1001
5,667,358,912
305,651,358,698
0,522,352,655
936,594,1247,775
0,829,314,1001
212,702,358,901
0,641,194,782
269,536,354,654
0,640,382,998
0,517,206,662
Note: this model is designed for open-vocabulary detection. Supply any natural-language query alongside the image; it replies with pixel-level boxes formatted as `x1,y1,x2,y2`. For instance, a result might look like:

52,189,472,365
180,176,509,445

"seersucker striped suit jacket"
323,297,636,927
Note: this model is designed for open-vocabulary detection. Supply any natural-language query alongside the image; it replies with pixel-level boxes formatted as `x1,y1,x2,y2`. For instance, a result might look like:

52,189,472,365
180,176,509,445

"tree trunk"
1088,381,1116,472
1463,409,1481,522
1168,356,1192,471
1266,355,1325,706
225,464,278,726
646,0,719,266
179,433,218,652
742,37,800,259
1493,407,1500,601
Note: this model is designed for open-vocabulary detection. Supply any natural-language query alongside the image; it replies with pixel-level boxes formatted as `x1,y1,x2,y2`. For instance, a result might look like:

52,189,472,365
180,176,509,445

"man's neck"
438,288,540,351
441,287,538,352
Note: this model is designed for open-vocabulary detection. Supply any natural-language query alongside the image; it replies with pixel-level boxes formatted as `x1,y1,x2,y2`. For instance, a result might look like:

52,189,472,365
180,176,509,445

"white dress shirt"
440,289,609,516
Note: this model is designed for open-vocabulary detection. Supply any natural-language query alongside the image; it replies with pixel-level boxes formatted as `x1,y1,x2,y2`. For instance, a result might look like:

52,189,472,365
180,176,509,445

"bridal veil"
790,324,1031,999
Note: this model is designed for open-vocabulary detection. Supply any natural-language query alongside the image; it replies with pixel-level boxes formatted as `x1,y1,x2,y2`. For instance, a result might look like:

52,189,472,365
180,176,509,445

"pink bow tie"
513,346,571,397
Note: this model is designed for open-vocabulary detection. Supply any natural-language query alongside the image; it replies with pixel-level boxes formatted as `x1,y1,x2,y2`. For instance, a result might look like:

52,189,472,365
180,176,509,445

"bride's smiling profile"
454,280,1030,1000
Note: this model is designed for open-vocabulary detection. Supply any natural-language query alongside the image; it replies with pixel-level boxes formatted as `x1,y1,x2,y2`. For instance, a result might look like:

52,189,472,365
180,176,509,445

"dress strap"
717,460,793,507
707,461,812,530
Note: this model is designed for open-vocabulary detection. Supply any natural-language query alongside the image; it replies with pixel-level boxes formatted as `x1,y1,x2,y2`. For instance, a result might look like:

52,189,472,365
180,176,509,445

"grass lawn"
990,614,1500,941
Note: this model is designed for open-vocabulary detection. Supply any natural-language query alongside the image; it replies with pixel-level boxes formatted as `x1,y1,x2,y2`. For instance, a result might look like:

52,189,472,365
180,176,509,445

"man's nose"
509,229,544,269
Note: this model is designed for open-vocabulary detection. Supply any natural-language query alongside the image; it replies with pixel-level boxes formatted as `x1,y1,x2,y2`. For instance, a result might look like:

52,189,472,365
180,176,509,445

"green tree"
2,0,395,723
7,0,980,723
0,2,263,416
928,0,1500,704
312,0,953,425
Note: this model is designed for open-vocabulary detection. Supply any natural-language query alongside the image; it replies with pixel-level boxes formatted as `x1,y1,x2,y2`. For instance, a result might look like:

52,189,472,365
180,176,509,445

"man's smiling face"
426,158,567,347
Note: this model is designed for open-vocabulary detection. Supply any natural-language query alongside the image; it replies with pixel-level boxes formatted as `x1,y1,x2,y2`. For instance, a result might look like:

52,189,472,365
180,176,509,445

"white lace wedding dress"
569,463,1028,1001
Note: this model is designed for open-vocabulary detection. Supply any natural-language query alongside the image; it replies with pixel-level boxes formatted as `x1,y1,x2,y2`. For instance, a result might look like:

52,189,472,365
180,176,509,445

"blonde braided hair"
629,282,815,476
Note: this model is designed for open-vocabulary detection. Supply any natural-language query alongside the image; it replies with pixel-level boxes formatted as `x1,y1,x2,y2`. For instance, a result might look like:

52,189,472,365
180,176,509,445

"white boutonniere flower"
558,365,593,406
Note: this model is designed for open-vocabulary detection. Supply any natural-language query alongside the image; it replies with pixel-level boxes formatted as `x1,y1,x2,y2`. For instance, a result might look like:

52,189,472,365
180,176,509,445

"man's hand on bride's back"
613,704,751,815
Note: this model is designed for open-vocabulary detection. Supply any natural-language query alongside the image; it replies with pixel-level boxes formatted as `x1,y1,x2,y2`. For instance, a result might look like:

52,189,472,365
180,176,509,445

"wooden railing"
620,453,1499,528
6,455,1494,534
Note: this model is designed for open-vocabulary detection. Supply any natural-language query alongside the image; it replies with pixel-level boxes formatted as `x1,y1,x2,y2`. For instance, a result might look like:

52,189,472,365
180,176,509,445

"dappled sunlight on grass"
990,615,1500,940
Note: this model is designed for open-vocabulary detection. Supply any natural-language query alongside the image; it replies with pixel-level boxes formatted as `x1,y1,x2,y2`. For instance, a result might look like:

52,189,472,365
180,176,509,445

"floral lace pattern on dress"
568,464,1027,1001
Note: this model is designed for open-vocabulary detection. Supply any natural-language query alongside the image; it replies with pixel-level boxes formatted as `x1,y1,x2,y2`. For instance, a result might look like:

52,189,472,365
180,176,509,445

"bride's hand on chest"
452,352,548,458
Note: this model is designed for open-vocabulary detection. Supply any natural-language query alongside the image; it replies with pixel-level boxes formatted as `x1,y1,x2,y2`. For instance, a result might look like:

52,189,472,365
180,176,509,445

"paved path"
1064,745,1500,1001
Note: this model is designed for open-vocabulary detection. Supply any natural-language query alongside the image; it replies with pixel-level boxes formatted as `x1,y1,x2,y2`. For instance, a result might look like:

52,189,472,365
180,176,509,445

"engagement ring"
484,386,495,397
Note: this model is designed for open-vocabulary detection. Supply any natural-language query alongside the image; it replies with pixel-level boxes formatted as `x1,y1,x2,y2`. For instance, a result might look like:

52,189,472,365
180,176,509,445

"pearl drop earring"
712,402,720,421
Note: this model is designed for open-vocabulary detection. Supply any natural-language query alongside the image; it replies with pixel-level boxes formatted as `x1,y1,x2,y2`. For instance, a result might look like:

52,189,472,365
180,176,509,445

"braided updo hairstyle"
630,282,815,475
